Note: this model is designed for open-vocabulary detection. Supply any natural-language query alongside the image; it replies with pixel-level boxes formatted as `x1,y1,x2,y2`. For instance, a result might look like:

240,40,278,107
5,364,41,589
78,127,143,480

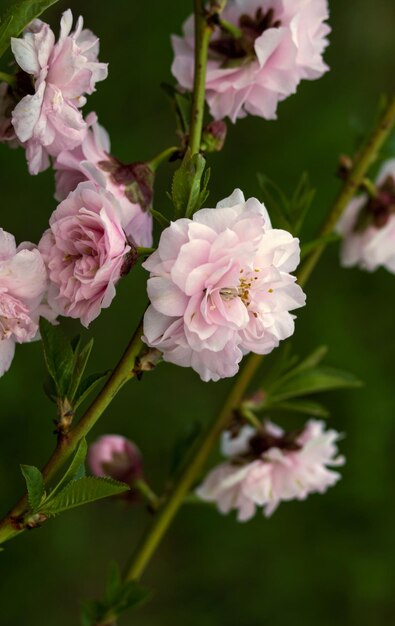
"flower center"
209,7,281,68
219,269,262,308
354,175,395,231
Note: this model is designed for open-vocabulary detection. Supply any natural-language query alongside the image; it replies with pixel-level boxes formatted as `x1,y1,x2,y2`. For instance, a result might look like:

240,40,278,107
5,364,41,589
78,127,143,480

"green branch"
0,318,145,545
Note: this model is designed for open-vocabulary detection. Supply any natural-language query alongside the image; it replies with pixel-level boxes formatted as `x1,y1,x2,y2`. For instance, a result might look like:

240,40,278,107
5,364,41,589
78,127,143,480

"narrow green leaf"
268,366,363,402
262,399,330,418
48,438,88,498
113,580,152,614
171,150,207,217
105,561,123,605
20,465,45,512
150,208,170,229
42,477,129,516
68,338,94,402
301,233,341,259
74,371,109,410
276,346,328,385
39,319,74,398
0,0,60,59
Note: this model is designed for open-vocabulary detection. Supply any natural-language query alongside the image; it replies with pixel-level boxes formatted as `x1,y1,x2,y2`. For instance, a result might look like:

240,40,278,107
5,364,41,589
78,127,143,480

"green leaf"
262,399,330,418
280,346,328,381
257,173,291,231
20,465,45,512
161,82,191,133
150,208,171,229
48,438,88,498
105,561,123,605
0,0,60,59
39,319,74,398
42,477,129,516
74,371,109,410
68,338,94,402
268,366,363,403
171,150,208,217
288,172,316,234
301,233,341,259
81,579,152,626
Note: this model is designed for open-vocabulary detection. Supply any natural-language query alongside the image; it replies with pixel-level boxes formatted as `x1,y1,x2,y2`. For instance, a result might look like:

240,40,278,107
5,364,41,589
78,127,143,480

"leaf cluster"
81,562,151,626
257,171,316,235
20,439,129,523
248,344,363,419
40,319,109,426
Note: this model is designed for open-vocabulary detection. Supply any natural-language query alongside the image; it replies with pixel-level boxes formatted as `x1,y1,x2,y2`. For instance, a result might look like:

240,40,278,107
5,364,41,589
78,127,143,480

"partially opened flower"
88,435,143,485
39,181,135,327
172,0,330,122
143,189,305,382
197,420,344,520
54,112,153,247
0,229,48,376
8,9,107,174
337,159,395,273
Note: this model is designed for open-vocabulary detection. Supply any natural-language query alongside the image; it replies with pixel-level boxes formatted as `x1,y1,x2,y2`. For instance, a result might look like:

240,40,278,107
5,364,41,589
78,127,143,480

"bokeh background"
0,1,394,624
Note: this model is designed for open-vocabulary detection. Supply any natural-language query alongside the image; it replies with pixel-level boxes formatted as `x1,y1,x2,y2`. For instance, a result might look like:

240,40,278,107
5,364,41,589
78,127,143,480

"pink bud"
88,435,143,485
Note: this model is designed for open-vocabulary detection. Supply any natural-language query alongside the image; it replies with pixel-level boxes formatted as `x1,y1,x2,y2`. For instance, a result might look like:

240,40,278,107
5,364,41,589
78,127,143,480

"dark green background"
0,1,394,624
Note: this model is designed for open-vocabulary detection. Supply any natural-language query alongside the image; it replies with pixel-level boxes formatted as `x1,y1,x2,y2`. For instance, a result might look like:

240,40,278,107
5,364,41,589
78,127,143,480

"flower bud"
201,120,227,152
88,435,143,485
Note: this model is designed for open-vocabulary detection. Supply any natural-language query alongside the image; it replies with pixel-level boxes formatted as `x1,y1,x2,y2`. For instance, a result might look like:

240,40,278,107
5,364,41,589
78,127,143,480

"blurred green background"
0,1,394,624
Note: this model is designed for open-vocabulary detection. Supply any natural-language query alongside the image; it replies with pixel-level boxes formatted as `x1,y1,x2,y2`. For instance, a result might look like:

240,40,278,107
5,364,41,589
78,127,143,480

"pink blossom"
197,420,344,520
142,189,305,382
171,0,330,122
0,229,48,376
337,159,395,273
39,181,134,328
9,9,107,174
88,434,143,484
54,112,153,247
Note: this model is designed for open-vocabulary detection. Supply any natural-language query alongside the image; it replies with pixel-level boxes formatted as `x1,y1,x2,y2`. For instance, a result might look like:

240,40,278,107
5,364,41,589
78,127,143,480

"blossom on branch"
6,9,107,174
39,182,136,328
171,0,330,122
0,229,48,376
337,159,395,273
54,112,153,247
197,420,344,520
88,435,143,485
142,189,305,382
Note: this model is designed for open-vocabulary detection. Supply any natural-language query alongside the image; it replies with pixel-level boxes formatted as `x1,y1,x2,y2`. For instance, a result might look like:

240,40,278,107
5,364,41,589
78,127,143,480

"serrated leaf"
20,465,45,512
68,338,94,402
42,477,129,516
161,82,191,133
262,399,330,418
268,366,363,403
40,319,74,398
48,438,88,498
74,371,109,410
0,0,60,59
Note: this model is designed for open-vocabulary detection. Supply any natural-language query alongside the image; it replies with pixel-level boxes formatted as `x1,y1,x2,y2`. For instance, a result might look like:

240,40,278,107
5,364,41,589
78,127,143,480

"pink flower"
171,0,330,122
337,159,395,273
9,9,107,174
197,420,344,520
54,112,153,247
39,181,134,328
88,434,143,484
142,189,305,382
0,229,48,376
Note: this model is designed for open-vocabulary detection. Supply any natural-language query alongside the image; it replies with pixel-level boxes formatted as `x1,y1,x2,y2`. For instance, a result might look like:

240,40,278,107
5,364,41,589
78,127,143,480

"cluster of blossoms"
143,189,306,381
197,419,344,520
172,0,330,122
337,159,395,273
0,10,153,369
